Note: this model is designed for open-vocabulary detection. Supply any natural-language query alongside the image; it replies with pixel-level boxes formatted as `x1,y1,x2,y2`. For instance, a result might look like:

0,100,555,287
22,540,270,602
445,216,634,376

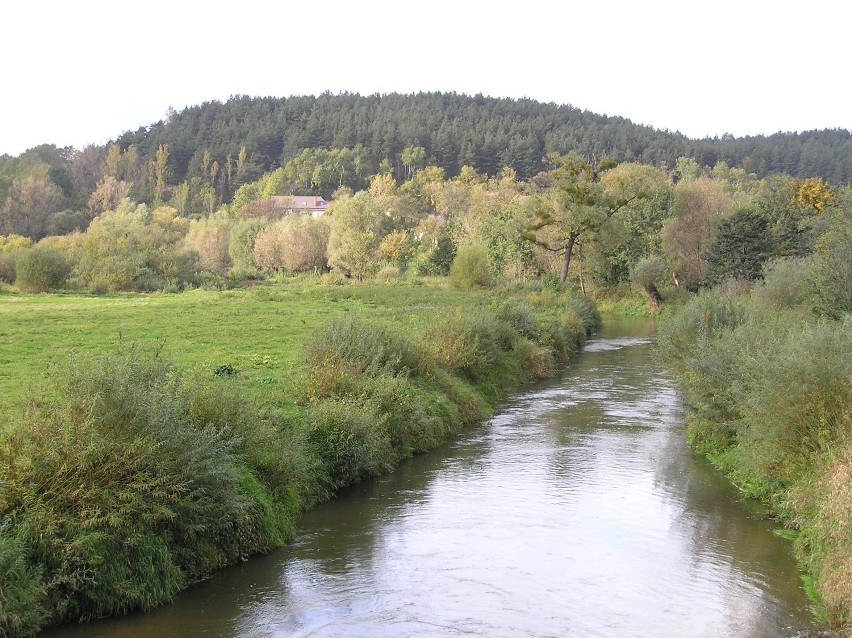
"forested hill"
114,92,851,185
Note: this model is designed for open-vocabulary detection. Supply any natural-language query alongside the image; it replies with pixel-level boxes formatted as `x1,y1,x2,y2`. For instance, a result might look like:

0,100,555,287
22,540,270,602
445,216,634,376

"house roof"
270,195,329,210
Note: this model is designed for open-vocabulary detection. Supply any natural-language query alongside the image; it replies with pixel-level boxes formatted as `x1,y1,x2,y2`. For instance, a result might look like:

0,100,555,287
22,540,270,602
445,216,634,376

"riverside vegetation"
1,102,850,635
0,280,600,636
657,270,852,634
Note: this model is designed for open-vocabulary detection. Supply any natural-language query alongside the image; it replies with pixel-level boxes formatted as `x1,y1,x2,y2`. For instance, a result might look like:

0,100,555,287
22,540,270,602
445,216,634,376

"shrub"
806,210,852,319
303,316,424,402
184,217,233,273
449,243,492,289
307,400,391,493
14,245,71,292
319,271,349,285
426,310,500,381
567,296,602,335
0,251,15,283
77,203,196,292
495,300,540,342
724,316,851,497
656,291,747,453
656,291,746,375
228,218,266,273
789,446,852,633
0,345,274,626
375,265,401,282
753,257,812,310
279,216,330,273
513,337,554,380
0,524,46,637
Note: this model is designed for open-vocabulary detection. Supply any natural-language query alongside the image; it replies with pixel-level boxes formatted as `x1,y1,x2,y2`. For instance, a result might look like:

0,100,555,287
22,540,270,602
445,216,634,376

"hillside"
117,92,851,185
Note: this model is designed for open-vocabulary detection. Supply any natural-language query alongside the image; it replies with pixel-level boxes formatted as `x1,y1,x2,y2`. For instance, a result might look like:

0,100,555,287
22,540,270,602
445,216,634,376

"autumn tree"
327,191,383,280
1,173,66,239
184,216,233,273
253,215,330,274
660,177,732,289
525,155,649,282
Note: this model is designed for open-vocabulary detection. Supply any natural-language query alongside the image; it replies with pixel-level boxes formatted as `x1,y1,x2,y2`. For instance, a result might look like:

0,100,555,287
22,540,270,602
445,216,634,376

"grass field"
0,279,482,411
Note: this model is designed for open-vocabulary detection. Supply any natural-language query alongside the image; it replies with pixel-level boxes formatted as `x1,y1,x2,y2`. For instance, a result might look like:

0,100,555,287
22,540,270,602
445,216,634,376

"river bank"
657,291,851,636
0,281,599,636
39,317,817,638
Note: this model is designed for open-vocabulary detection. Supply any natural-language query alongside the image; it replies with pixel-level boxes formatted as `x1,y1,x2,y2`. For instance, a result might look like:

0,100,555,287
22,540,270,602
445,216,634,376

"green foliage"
630,255,669,290
656,292,747,451
303,316,424,396
659,290,852,633
704,208,774,283
77,202,197,292
449,243,492,289
228,218,266,274
753,257,812,309
478,199,538,280
566,296,603,335
307,400,391,492
13,245,71,292
721,317,851,498
807,208,852,319
0,344,295,629
0,251,16,284
327,191,381,281
110,94,850,201
0,524,46,637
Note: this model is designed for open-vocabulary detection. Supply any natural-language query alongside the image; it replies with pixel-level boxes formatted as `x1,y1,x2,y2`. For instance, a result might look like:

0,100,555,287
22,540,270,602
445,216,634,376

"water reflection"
42,318,816,638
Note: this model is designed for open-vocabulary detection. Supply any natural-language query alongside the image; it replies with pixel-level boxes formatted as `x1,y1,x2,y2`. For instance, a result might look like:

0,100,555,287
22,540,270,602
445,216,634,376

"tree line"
1,93,850,245
2,150,849,327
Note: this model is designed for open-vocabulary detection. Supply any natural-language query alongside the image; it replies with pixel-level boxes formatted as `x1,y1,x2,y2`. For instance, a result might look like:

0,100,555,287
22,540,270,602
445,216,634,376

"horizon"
2,0,850,157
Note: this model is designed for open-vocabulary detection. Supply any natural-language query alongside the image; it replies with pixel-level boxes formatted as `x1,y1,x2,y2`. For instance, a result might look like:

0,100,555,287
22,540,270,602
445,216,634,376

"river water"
43,317,817,637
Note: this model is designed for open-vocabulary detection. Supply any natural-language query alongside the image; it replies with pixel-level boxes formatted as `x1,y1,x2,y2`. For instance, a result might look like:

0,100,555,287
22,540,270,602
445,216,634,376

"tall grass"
658,291,852,633
0,345,303,632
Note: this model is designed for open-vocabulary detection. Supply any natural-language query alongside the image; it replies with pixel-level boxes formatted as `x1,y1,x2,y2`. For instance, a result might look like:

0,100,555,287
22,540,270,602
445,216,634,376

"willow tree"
525,154,649,283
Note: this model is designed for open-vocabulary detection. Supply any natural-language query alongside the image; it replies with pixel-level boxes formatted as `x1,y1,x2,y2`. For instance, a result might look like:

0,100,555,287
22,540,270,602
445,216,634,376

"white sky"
2,0,850,157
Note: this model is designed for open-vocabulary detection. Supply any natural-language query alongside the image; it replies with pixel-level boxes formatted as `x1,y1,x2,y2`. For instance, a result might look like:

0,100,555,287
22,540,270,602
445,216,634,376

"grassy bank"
657,291,851,635
0,280,599,636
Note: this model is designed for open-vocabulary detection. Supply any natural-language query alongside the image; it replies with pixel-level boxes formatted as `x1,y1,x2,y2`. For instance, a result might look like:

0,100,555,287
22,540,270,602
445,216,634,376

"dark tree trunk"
560,233,578,283
644,283,663,311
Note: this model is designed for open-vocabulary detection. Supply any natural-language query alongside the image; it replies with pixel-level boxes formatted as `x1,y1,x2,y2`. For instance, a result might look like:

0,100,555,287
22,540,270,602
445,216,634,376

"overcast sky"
2,0,850,157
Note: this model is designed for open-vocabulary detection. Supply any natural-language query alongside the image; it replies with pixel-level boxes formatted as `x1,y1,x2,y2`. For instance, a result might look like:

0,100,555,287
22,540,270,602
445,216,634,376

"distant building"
270,195,329,217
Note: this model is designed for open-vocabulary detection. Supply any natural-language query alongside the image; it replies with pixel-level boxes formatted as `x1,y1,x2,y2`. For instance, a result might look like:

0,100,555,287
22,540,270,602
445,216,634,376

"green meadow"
0,280,475,410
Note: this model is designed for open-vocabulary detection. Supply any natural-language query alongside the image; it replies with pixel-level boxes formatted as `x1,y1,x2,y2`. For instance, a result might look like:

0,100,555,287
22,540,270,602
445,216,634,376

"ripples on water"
42,328,816,638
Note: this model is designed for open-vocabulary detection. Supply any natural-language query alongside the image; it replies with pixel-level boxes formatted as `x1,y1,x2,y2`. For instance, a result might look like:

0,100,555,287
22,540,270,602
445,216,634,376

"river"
43,317,817,637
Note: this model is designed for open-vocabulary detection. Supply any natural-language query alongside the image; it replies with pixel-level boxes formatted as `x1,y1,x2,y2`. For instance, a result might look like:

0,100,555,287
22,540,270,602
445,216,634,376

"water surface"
44,317,816,637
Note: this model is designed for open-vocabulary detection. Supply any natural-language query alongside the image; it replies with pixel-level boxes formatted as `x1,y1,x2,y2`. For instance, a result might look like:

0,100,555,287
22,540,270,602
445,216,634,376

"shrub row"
657,291,852,632
0,291,596,636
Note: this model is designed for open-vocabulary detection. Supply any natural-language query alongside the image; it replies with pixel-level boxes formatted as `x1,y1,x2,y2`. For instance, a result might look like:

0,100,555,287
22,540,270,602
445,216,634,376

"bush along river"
42,317,817,638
